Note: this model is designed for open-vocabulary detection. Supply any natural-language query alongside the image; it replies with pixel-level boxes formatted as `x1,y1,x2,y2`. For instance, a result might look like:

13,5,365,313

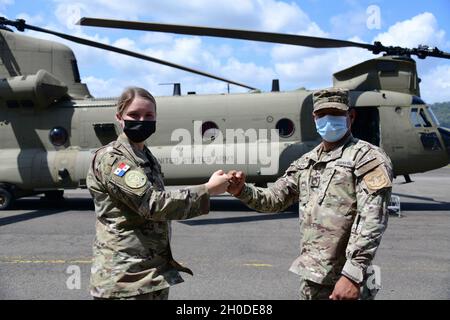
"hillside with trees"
430,102,450,128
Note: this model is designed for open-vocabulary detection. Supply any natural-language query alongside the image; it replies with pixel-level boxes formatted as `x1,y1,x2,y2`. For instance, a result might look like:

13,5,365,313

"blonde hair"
116,87,157,116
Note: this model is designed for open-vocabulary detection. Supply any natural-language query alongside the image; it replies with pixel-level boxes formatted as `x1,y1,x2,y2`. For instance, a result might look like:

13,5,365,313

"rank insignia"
311,176,320,187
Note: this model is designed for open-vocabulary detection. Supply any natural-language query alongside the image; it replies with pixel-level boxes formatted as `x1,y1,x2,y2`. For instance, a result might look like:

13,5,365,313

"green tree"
430,102,450,128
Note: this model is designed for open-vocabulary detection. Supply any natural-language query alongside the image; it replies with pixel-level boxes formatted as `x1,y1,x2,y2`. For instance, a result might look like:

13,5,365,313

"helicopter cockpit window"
49,127,69,147
425,106,440,126
276,118,295,138
410,108,432,128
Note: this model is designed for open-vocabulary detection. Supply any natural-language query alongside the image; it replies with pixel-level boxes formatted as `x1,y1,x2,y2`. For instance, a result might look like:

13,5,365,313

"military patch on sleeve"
113,162,131,177
124,170,148,189
363,166,391,192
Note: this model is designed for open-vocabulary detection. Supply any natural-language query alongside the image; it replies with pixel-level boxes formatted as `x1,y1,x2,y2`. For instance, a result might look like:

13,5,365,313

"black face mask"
123,120,156,143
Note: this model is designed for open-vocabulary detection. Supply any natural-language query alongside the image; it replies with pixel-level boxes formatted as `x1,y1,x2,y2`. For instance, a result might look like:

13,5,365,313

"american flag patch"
113,162,130,177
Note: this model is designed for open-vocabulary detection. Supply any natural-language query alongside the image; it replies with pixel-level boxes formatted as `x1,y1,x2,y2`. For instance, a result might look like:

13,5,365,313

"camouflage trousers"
93,288,170,300
299,279,334,300
299,278,377,300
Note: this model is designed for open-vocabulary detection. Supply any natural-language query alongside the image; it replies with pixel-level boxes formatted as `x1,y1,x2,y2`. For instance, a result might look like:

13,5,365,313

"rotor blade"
78,17,375,50
413,47,450,60
20,21,257,90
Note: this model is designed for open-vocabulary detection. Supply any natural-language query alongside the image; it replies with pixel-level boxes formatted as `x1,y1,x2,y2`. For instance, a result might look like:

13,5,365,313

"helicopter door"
351,107,380,146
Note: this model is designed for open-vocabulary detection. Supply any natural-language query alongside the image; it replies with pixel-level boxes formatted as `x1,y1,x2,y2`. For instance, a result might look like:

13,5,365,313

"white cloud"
259,0,311,32
51,0,314,32
139,33,174,46
271,12,449,93
221,57,275,83
18,2,447,102
329,9,370,38
374,12,446,48
420,64,450,103
16,13,45,25
0,0,13,9
0,0,13,16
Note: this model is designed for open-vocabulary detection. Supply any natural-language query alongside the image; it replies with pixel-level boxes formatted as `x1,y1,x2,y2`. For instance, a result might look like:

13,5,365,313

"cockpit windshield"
410,107,437,128
425,106,441,127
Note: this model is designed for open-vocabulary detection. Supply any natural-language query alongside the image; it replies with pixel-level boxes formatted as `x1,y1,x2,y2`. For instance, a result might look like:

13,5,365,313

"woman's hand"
205,170,230,195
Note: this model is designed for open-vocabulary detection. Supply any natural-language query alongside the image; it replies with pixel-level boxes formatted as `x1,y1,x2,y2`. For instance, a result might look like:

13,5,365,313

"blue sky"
2,0,450,102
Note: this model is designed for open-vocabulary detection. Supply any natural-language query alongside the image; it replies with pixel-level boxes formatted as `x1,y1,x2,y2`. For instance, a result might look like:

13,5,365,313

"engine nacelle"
0,69,68,109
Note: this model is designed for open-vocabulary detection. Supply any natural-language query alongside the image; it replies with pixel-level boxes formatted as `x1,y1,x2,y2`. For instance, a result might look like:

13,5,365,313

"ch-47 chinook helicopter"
0,16,449,210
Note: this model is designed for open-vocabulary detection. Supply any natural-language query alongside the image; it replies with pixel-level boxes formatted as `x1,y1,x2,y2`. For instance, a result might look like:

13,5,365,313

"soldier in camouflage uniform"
87,87,230,300
227,88,393,300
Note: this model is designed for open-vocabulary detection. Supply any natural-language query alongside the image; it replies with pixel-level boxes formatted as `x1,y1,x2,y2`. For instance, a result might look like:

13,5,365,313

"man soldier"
227,88,393,300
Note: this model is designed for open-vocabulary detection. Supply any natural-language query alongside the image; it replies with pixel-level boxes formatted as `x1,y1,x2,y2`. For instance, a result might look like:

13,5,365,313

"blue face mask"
315,115,348,142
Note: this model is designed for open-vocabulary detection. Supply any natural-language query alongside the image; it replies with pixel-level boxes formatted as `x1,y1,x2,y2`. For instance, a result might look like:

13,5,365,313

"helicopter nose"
438,127,450,161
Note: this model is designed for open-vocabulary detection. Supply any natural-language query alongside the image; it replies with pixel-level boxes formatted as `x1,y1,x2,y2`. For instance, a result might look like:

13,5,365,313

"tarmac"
0,167,448,300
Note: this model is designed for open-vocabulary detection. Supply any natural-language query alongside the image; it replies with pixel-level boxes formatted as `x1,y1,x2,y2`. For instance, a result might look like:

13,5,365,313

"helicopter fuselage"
0,89,448,199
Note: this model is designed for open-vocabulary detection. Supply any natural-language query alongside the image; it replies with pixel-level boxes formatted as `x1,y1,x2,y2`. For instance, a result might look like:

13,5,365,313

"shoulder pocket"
355,157,384,177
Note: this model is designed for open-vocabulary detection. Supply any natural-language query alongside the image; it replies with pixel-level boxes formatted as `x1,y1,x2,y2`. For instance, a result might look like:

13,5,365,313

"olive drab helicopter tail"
0,16,449,210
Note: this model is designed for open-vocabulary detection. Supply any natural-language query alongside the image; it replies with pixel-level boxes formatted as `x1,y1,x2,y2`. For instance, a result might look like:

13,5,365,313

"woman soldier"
87,87,230,300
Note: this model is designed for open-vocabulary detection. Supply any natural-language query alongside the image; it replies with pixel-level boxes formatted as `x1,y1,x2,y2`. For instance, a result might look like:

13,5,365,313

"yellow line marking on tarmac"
243,263,273,267
0,258,91,264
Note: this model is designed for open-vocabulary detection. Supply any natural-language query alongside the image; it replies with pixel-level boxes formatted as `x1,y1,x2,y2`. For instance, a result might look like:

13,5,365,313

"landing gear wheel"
0,188,13,210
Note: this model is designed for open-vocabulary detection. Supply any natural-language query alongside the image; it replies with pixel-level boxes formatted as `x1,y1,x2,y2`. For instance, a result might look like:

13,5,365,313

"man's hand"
226,170,246,196
329,276,360,300
205,170,230,195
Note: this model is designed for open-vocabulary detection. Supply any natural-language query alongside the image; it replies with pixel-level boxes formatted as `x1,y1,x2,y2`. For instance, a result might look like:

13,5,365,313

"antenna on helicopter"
271,79,280,92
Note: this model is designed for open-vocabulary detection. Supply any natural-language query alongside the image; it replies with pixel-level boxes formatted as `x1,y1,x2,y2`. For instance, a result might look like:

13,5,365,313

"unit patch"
124,170,147,189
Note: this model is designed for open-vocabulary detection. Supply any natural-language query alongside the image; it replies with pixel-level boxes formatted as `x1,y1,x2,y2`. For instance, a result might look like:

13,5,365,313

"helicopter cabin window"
410,108,432,128
6,100,20,108
49,126,69,147
201,121,220,142
276,118,295,138
21,100,34,108
350,107,380,146
93,123,118,145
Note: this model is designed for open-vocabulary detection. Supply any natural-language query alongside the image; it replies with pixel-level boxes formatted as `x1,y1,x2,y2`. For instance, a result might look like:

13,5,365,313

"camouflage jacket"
86,133,210,298
237,135,393,285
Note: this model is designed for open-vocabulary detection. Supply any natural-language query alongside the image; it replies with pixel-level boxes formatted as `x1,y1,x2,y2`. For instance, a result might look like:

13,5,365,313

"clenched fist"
205,170,230,195
226,170,246,196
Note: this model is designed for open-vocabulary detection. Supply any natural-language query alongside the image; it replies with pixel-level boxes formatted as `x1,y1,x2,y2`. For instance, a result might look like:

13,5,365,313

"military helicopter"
0,16,449,210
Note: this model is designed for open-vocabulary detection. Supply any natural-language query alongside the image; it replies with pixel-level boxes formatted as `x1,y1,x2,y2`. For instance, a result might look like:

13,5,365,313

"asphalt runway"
0,167,449,300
